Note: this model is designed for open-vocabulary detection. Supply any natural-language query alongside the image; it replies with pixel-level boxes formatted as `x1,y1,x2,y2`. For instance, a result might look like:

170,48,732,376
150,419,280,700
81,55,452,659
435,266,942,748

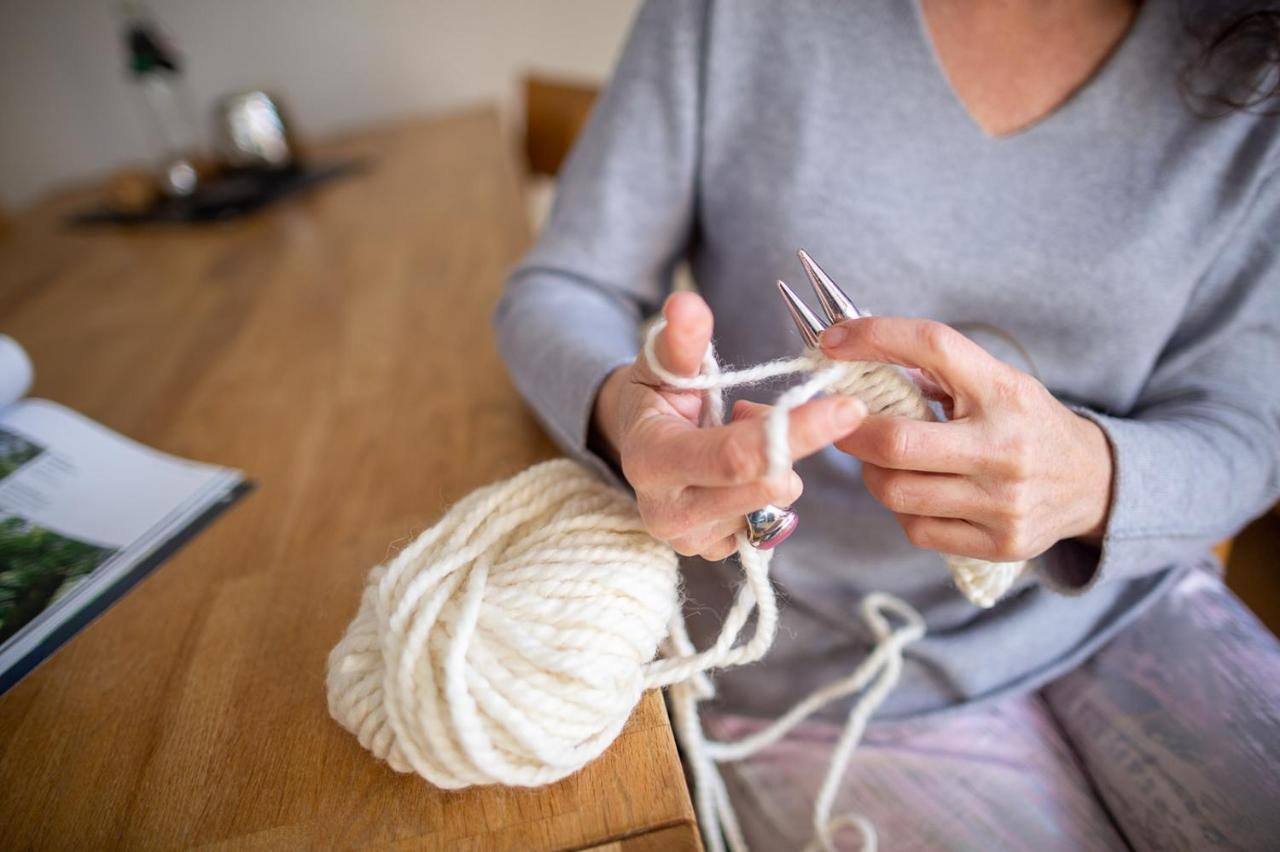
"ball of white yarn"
326,459,680,788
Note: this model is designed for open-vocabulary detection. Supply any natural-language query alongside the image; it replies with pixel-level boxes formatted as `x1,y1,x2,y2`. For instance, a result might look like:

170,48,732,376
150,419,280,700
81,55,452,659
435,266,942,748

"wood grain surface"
0,108,699,851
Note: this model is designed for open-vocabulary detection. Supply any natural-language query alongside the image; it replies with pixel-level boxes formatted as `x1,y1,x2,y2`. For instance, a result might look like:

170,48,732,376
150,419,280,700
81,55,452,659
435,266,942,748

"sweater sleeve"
492,0,706,483
1040,167,1280,593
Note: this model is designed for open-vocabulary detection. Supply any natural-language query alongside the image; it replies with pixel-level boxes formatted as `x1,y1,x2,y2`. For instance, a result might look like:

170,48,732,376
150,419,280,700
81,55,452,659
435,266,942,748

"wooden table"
0,108,700,851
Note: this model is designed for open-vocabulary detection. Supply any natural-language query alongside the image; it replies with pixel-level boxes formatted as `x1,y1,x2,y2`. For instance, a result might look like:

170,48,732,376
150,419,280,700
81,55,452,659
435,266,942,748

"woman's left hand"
820,317,1114,563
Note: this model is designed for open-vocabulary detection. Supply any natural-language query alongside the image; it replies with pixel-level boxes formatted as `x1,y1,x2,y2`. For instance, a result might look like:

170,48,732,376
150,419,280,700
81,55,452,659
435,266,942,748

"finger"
696,515,751,545
910,368,956,419
652,394,866,486
820,317,997,401
682,471,804,522
895,513,998,561
700,535,739,562
861,464,988,521
670,521,742,555
670,532,739,561
731,399,771,422
836,415,984,473
905,368,950,403
639,292,714,381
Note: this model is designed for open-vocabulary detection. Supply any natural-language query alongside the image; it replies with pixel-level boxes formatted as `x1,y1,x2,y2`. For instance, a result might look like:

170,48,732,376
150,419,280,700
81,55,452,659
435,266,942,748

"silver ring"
745,504,798,550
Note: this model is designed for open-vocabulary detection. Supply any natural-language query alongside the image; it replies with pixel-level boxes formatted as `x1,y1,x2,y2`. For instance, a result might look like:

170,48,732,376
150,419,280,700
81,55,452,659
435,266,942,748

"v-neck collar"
908,0,1155,143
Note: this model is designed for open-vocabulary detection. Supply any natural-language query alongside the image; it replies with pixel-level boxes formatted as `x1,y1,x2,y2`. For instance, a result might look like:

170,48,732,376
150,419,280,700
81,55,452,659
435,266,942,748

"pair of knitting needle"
744,250,865,549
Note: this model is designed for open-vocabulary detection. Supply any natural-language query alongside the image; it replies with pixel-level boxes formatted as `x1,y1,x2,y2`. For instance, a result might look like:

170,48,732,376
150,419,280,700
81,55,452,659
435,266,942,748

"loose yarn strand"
327,320,1027,852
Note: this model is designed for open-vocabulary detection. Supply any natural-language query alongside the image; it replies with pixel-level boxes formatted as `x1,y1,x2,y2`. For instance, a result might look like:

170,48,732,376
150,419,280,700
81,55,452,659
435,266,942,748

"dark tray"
69,159,367,226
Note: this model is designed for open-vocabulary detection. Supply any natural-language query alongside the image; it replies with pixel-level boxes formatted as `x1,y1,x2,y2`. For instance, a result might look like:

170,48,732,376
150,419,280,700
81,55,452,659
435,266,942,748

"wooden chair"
522,75,600,177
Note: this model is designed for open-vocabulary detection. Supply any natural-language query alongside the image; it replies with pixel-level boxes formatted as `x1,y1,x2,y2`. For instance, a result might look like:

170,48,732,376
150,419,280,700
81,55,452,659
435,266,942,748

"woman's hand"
593,292,866,560
819,317,1114,563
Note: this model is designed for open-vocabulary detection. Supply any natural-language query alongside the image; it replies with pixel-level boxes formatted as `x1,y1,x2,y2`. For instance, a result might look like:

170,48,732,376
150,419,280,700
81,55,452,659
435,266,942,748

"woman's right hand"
591,292,867,560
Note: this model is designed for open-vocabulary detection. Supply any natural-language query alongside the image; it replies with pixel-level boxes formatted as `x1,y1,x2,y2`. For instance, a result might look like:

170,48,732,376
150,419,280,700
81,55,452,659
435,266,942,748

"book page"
0,399,224,550
0,399,242,662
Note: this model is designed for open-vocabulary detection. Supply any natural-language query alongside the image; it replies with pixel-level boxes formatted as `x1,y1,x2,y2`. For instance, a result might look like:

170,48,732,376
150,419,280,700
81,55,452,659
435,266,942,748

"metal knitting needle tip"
776,280,827,349
797,249,862,324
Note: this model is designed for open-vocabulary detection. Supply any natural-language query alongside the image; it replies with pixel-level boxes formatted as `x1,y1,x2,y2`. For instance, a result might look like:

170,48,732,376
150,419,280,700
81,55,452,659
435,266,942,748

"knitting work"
327,321,1025,852
638,320,1028,610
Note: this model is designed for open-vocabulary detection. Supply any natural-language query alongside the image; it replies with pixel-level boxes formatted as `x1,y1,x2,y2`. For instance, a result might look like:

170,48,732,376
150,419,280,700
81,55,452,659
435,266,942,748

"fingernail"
833,397,866,430
821,325,848,348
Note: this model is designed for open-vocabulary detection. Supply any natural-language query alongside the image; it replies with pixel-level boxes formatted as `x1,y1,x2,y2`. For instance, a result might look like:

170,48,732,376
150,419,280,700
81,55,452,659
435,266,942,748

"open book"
0,336,248,694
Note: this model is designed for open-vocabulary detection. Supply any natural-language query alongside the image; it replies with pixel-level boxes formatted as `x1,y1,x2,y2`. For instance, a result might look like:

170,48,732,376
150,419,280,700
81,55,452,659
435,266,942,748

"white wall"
0,0,641,210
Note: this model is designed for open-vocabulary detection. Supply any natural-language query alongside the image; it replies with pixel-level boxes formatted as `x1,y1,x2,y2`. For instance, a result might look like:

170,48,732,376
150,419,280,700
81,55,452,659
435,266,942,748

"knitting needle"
776,279,827,348
749,253,864,550
797,249,864,323
738,280,818,550
746,253,861,550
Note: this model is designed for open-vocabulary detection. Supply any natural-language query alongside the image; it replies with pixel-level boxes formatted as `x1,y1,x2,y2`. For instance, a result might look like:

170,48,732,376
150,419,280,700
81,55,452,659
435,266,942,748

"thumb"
646,291,714,379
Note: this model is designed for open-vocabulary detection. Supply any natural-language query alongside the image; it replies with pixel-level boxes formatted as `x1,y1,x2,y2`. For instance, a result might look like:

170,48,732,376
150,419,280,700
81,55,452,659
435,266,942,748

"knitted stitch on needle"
326,320,1024,852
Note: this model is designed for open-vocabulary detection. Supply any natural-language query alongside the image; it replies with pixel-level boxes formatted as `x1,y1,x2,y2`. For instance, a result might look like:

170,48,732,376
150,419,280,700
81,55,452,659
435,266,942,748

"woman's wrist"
1066,414,1114,545
588,366,629,465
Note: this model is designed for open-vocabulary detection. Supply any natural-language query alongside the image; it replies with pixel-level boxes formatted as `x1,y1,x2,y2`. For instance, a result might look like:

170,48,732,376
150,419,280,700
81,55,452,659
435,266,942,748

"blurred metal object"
123,8,204,198
162,158,198,196
215,91,297,170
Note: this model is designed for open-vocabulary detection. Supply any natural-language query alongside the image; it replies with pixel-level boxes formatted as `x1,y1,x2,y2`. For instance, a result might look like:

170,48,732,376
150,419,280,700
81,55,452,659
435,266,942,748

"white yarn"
327,321,1024,851
326,463,680,789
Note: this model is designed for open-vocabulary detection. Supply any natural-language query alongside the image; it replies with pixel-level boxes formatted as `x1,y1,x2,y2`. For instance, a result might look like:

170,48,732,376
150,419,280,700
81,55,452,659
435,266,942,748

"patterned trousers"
707,569,1280,851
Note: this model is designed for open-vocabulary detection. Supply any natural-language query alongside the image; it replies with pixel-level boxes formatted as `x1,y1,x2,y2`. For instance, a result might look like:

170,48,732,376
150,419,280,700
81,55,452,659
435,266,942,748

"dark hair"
1182,5,1280,115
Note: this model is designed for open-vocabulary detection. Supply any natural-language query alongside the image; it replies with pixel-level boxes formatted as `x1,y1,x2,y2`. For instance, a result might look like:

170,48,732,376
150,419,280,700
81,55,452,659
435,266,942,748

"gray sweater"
494,0,1280,719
